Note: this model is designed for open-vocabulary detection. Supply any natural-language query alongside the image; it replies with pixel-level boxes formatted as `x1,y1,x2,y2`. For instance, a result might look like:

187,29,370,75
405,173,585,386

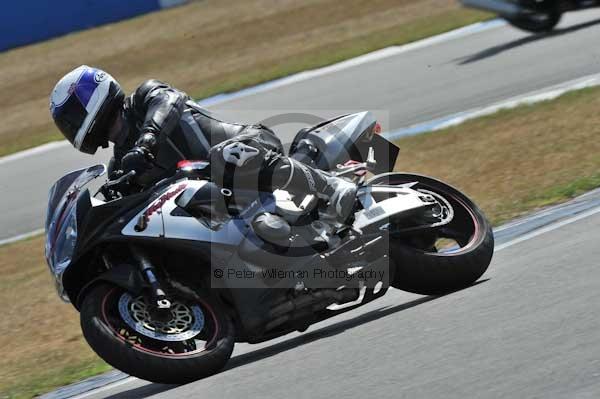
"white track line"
0,141,69,166
0,228,44,246
495,206,600,252
64,377,138,399
384,71,600,140
0,19,504,167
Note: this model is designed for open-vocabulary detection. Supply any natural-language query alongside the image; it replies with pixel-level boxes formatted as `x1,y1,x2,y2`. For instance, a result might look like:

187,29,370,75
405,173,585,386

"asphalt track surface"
51,191,600,399
3,9,600,241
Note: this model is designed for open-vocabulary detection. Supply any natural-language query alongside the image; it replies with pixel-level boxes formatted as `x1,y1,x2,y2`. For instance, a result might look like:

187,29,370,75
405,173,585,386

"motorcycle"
45,111,494,384
462,0,600,33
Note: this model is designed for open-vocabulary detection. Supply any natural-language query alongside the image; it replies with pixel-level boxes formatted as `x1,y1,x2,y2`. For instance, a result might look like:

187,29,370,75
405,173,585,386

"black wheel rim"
371,177,483,256
101,288,221,357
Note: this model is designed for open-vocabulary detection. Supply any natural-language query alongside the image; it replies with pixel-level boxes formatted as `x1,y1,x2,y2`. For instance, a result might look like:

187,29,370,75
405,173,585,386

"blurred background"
0,0,188,51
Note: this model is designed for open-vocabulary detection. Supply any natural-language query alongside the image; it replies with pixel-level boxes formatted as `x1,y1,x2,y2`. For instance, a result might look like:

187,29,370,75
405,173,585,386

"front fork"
130,246,172,319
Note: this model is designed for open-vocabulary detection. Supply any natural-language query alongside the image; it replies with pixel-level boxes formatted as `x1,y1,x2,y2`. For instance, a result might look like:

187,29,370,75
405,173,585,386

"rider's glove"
135,132,158,153
121,131,158,175
121,147,153,175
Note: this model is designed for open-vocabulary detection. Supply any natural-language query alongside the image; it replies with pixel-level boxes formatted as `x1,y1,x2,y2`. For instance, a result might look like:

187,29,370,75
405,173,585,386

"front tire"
80,284,235,384
368,173,494,295
505,10,561,33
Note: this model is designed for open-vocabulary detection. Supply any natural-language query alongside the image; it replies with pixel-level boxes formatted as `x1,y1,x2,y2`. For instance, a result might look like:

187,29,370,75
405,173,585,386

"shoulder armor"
133,80,169,105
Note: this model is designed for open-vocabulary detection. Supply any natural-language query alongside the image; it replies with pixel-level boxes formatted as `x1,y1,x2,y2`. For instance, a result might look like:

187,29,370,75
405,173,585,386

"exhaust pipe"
461,0,522,17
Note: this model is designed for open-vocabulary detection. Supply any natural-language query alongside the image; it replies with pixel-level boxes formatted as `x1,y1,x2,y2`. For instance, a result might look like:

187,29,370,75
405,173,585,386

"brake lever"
105,170,137,189
97,170,137,200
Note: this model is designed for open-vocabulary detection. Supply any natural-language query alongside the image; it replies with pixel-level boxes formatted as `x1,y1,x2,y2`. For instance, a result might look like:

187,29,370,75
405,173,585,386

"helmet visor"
53,95,88,145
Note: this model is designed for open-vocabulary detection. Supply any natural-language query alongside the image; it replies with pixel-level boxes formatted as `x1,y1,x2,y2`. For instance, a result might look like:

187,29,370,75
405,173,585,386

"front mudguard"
75,264,148,309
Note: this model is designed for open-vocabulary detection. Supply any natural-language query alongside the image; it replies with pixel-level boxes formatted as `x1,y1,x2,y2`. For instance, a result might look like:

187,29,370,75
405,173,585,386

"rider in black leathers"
49,66,356,221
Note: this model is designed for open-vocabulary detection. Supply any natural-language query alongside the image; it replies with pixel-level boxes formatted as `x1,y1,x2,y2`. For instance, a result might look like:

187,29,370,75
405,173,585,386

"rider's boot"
275,158,357,223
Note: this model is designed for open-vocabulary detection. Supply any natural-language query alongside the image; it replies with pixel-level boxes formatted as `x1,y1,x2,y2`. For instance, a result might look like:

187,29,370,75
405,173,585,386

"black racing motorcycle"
462,0,600,32
45,112,494,383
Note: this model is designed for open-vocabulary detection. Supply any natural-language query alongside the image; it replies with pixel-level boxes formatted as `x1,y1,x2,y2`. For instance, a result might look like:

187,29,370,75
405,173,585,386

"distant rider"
49,65,356,221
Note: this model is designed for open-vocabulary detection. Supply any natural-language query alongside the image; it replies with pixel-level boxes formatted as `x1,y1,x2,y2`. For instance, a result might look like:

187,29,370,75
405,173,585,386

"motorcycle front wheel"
80,284,235,384
368,173,494,295
505,10,561,33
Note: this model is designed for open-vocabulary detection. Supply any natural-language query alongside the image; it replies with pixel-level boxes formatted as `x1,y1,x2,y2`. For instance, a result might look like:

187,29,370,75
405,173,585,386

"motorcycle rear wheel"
368,173,494,295
80,284,235,384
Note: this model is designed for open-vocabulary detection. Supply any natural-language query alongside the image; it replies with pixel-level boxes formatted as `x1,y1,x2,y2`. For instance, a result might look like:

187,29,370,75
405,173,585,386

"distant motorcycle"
462,0,600,33
45,112,494,383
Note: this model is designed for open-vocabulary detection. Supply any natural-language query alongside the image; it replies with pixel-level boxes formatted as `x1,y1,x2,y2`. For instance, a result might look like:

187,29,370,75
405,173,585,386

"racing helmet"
50,65,124,154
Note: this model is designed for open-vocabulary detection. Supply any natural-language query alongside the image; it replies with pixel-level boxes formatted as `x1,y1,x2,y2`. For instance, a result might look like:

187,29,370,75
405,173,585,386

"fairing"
45,164,106,300
289,111,398,173
121,179,269,246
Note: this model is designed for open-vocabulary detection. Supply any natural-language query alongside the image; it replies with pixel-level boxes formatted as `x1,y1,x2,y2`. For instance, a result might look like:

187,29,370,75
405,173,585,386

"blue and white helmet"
50,65,124,154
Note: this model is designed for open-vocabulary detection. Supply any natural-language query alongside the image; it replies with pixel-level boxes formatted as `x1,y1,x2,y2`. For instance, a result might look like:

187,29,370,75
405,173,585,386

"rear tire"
80,284,235,384
368,173,494,295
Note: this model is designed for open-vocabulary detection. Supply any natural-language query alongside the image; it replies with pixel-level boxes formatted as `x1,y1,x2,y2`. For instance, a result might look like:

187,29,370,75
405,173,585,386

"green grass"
510,173,600,219
2,360,111,399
